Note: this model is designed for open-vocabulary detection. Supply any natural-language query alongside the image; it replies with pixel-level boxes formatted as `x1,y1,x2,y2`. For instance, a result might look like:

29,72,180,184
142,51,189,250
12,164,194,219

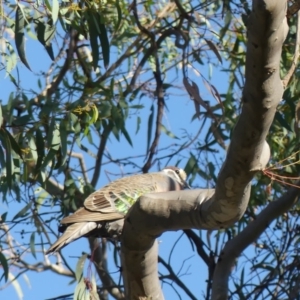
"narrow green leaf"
9,273,23,299
44,0,52,11
13,114,31,126
1,212,7,222
30,232,36,258
59,119,68,167
136,116,141,134
41,149,56,169
86,11,99,70
9,74,18,88
121,126,133,146
35,129,45,173
34,188,49,211
73,276,86,300
0,129,13,189
51,123,61,151
44,22,55,60
28,136,38,163
47,117,55,148
160,124,178,139
115,0,122,31
98,22,110,68
275,111,292,132
207,162,217,182
2,128,23,158
15,6,31,71
75,254,88,282
34,16,55,61
185,153,198,176
52,0,59,24
0,252,8,282
204,39,222,64
12,202,31,220
0,105,2,127
5,41,17,75
146,104,154,154
0,145,6,170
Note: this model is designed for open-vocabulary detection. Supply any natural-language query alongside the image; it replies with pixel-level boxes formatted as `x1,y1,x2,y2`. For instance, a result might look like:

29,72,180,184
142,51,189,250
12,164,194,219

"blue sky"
0,23,240,299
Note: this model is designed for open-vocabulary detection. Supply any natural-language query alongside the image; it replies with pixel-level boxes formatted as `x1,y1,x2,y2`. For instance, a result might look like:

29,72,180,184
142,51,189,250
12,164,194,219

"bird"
46,166,189,254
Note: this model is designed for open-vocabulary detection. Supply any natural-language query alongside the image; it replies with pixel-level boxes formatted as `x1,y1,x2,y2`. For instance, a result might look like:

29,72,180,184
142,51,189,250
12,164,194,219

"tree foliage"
0,0,300,299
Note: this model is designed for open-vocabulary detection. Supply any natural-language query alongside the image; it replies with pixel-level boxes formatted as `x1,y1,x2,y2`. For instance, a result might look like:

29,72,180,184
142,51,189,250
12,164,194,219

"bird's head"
162,166,191,189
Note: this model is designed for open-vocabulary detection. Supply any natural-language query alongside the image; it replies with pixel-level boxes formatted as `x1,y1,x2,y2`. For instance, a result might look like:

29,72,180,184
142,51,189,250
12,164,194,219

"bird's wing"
60,207,124,224
83,172,165,213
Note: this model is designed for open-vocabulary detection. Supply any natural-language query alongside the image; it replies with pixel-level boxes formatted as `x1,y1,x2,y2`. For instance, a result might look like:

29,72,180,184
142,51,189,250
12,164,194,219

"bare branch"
88,238,125,300
158,256,197,300
120,1,288,299
142,52,164,173
68,151,89,185
212,183,300,299
91,123,112,188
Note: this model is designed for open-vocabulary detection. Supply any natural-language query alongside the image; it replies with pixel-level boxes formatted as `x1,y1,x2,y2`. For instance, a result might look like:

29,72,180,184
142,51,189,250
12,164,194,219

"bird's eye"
175,170,179,174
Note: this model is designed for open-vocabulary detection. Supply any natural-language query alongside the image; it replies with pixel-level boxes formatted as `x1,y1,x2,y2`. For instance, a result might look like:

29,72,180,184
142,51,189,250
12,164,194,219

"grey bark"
121,1,288,299
211,184,300,300
211,1,289,299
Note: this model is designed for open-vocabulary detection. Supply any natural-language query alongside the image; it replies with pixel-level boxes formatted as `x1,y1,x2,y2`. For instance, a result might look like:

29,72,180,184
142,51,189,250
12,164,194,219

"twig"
68,151,89,185
142,51,164,173
158,256,197,300
91,122,112,187
88,238,124,300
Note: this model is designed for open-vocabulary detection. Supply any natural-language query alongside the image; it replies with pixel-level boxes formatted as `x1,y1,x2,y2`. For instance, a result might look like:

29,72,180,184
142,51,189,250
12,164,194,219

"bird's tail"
46,222,98,254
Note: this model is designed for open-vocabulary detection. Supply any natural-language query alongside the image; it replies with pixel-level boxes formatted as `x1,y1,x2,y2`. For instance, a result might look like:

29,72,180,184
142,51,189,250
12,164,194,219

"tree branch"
88,238,125,300
120,1,288,299
211,183,300,299
91,122,112,188
142,51,164,173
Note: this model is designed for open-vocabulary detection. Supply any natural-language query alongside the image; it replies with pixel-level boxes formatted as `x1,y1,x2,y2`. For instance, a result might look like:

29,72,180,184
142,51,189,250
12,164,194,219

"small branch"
158,256,198,300
95,35,143,85
91,123,112,188
32,30,78,105
88,238,125,300
68,151,89,185
142,53,164,173
211,183,300,299
124,28,188,97
44,177,64,196
46,30,78,97
132,0,153,37
183,229,212,268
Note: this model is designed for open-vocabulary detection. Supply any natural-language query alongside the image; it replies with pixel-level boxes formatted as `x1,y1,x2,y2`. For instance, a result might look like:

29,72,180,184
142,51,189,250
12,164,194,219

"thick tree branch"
120,1,288,299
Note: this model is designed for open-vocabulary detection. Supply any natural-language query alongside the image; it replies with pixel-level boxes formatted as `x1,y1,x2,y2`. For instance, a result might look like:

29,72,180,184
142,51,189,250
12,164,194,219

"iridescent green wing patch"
114,188,152,213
